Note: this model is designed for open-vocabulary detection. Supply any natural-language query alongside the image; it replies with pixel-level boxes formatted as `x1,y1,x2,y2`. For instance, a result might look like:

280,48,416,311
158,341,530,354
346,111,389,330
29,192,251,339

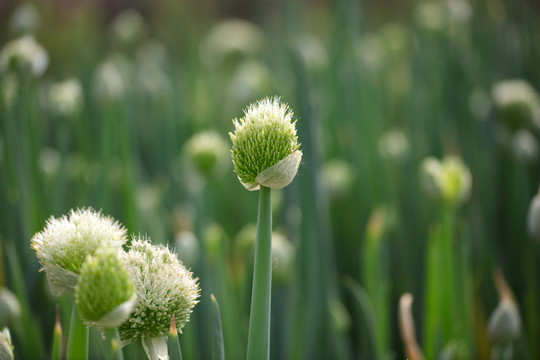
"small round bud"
379,130,410,161
0,288,21,326
119,237,200,345
75,247,135,328
109,10,147,49
492,80,540,130
271,233,295,285
31,208,128,296
487,298,521,343
229,97,302,191
183,131,229,179
527,188,540,242
93,54,130,103
0,328,14,360
0,35,48,77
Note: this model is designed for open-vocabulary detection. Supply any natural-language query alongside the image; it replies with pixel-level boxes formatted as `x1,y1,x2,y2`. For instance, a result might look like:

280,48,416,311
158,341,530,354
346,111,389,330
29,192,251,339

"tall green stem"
247,186,272,360
104,328,124,360
67,301,88,360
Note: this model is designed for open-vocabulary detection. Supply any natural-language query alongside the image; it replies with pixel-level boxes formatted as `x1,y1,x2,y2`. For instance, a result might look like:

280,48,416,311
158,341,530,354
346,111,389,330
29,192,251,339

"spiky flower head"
119,237,200,354
75,247,135,328
183,131,229,178
31,208,127,296
420,156,472,207
229,97,302,191
492,80,540,130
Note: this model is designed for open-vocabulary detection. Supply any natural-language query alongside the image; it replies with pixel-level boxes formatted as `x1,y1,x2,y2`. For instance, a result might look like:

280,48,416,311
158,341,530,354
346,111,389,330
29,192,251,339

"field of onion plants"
0,0,539,359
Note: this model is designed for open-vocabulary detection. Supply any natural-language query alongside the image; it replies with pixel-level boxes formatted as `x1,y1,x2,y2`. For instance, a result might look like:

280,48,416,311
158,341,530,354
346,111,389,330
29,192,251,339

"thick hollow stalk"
66,301,88,360
104,327,124,360
247,186,272,360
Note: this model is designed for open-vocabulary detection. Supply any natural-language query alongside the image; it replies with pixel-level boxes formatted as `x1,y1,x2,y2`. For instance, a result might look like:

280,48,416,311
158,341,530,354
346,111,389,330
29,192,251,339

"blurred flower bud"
420,156,472,206
31,208,128,296
0,288,21,326
492,80,540,131
0,35,48,77
320,159,354,198
110,10,147,49
510,129,539,164
184,131,229,179
379,129,410,161
227,60,273,106
93,54,131,103
203,223,227,263
174,231,200,269
199,19,263,67
229,97,302,191
75,247,135,328
487,298,521,343
271,232,294,285
527,188,540,241
10,3,41,35
48,78,83,119
292,34,328,73
38,147,61,178
0,328,14,360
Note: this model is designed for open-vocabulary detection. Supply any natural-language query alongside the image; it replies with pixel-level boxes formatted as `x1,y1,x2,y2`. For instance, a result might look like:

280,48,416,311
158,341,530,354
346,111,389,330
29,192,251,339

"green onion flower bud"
0,35,48,77
487,298,521,343
527,187,540,242
0,328,14,360
119,237,200,358
492,80,540,131
183,131,229,179
0,288,20,327
75,247,135,328
420,156,472,206
31,208,128,296
48,78,84,119
229,97,302,191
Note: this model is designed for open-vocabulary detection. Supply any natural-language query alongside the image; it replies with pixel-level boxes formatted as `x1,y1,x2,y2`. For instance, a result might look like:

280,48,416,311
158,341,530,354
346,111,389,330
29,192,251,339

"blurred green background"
0,0,539,359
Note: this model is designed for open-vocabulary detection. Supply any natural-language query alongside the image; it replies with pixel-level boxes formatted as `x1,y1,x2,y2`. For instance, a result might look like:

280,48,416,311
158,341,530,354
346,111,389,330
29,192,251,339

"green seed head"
229,97,302,190
31,208,127,296
119,237,200,343
75,247,135,327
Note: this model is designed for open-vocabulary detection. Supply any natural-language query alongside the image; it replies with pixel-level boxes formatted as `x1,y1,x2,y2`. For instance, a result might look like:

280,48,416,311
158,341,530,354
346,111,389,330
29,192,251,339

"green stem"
66,301,88,360
104,328,124,360
247,186,272,360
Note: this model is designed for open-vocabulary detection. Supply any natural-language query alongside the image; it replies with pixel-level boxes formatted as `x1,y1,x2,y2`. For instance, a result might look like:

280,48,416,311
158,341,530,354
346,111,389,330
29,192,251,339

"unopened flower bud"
487,298,521,343
229,97,302,191
492,80,540,130
271,233,294,285
75,247,135,327
184,131,229,179
420,156,472,206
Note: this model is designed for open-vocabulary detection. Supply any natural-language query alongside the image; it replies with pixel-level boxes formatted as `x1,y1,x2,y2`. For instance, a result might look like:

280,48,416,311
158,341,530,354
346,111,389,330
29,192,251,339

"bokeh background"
1,0,540,359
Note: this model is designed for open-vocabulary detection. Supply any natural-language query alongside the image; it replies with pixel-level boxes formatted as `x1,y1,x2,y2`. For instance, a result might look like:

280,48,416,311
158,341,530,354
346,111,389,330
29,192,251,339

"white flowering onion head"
229,97,302,191
31,208,127,296
75,247,135,328
420,156,472,207
118,237,200,351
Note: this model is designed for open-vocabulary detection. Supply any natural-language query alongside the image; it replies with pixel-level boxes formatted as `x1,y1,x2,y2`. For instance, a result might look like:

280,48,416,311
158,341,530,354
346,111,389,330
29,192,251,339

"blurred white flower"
174,230,200,269
0,35,48,77
93,54,131,103
227,60,272,106
271,232,295,285
492,79,540,130
48,78,84,118
420,156,472,206
110,9,147,48
199,19,263,67
379,129,410,161
320,159,355,198
292,34,328,72
510,129,539,164
38,147,61,177
0,288,21,326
